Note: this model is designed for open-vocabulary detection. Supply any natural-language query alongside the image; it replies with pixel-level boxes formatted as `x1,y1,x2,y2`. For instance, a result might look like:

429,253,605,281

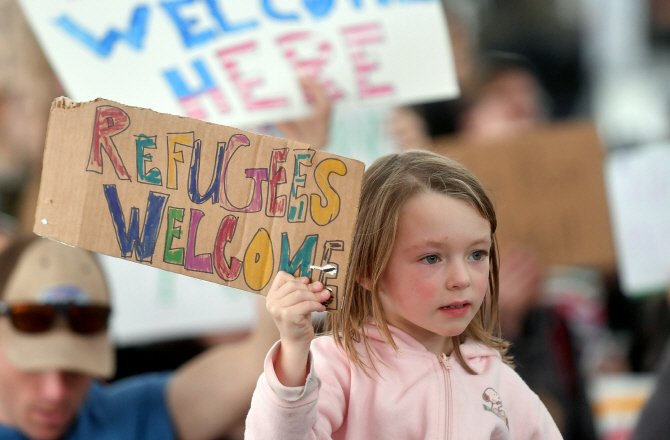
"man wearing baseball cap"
0,236,279,440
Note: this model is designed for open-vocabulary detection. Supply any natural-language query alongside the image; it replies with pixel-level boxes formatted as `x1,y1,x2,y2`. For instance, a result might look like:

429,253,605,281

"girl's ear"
358,276,372,292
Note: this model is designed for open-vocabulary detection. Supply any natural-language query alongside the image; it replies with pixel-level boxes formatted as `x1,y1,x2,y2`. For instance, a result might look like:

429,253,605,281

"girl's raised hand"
266,271,331,387
266,271,331,345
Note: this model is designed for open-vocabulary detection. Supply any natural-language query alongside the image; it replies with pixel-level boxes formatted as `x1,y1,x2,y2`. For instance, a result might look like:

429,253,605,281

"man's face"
0,340,92,440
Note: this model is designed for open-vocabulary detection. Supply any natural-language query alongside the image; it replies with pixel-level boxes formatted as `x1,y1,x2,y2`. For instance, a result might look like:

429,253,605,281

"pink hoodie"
246,324,563,439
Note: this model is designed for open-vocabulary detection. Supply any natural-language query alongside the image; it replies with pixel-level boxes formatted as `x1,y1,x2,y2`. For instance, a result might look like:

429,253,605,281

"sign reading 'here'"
18,0,457,127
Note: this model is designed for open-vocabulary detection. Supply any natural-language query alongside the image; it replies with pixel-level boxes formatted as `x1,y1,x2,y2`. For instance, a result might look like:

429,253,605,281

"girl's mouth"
440,303,468,310
439,302,470,316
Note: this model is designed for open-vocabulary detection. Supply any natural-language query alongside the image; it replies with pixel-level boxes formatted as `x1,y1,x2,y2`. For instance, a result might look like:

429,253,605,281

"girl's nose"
446,260,471,290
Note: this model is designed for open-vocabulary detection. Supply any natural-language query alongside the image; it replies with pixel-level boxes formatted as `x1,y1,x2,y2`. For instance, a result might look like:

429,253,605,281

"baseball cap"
0,236,114,378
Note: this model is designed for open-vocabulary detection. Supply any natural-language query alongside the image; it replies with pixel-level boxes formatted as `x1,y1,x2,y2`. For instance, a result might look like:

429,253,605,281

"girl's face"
377,192,491,356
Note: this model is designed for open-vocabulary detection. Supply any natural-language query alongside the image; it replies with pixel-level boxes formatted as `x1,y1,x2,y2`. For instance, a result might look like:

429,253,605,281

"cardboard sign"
34,97,365,311
432,122,615,270
17,0,458,128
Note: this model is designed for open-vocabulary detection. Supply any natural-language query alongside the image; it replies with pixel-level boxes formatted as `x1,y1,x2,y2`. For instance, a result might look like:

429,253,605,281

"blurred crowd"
1,1,670,440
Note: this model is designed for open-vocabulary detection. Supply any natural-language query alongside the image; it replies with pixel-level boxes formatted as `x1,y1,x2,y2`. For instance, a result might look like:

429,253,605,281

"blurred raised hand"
388,106,431,151
276,77,332,150
497,245,544,338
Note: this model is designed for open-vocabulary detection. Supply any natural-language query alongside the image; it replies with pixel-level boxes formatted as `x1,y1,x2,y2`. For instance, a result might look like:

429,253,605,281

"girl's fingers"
270,274,322,300
293,300,326,316
309,281,324,292
271,280,312,303
267,272,331,316
276,298,326,320
268,289,331,319
271,271,305,289
316,289,332,303
271,271,309,286
273,287,326,310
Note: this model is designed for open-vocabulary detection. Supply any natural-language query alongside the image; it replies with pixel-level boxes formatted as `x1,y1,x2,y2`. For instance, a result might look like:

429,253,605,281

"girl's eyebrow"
407,236,492,251
471,237,493,246
406,240,447,251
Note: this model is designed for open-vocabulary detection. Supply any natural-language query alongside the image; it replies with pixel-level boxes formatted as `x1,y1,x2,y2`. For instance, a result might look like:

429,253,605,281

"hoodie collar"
363,321,501,373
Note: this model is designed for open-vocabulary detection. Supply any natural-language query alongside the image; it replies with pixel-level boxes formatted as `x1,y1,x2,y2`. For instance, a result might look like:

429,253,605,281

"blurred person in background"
458,51,550,140
630,284,670,440
498,246,597,440
0,236,280,440
0,0,62,237
462,52,596,440
0,211,17,252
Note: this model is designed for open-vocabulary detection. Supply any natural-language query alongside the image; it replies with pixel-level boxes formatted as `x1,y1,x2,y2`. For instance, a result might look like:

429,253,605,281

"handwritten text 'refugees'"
87,105,348,292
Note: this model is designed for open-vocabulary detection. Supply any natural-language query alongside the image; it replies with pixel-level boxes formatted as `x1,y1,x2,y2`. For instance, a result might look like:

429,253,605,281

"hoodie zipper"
439,353,452,440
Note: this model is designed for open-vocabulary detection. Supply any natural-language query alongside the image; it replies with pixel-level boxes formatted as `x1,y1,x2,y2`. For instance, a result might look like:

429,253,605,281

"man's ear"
358,276,372,292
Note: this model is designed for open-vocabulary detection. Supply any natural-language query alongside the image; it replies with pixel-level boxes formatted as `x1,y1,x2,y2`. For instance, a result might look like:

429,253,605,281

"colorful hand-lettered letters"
34,98,365,310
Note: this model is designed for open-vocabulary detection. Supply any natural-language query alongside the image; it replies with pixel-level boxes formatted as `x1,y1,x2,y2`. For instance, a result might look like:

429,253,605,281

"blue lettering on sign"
54,5,150,57
206,0,258,32
161,0,258,48
188,140,224,204
304,0,335,18
164,59,216,99
350,0,437,8
161,0,217,47
103,185,168,262
262,0,299,21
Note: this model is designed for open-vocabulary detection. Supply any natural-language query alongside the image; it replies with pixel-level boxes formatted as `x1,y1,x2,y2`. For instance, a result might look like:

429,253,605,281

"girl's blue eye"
422,255,439,264
470,251,484,261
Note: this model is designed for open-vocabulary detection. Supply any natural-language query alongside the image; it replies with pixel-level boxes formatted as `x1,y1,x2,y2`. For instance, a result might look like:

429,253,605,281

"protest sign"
34,97,365,311
17,0,458,128
100,254,256,346
605,142,670,297
432,122,615,270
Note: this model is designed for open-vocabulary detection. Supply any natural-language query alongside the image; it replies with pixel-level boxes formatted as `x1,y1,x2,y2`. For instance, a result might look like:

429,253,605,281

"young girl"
245,150,562,439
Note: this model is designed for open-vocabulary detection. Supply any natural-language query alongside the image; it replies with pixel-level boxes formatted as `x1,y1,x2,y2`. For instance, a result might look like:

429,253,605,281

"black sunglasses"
0,302,110,335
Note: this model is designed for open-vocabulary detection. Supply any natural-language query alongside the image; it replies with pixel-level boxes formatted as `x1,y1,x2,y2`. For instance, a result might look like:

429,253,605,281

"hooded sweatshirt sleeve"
503,371,563,440
528,395,564,440
245,338,349,439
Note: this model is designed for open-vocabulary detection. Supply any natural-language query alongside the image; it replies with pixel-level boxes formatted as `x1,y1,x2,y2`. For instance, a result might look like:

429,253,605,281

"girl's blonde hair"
325,150,510,375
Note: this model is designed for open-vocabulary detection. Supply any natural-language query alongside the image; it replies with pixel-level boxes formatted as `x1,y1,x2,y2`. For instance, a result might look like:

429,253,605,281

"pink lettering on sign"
185,209,213,273
180,89,230,120
164,59,231,121
213,214,242,281
341,22,394,100
217,41,289,110
277,31,344,101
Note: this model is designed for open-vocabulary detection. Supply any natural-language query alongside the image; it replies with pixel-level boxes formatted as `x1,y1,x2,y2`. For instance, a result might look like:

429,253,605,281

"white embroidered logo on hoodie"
482,387,509,428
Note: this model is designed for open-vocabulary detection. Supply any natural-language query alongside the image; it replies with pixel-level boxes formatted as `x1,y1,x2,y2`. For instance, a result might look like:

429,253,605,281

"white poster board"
18,0,458,128
605,142,670,297
99,254,256,346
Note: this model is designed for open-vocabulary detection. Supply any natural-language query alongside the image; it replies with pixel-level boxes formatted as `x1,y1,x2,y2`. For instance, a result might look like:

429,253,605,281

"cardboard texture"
34,97,365,311
432,122,615,270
